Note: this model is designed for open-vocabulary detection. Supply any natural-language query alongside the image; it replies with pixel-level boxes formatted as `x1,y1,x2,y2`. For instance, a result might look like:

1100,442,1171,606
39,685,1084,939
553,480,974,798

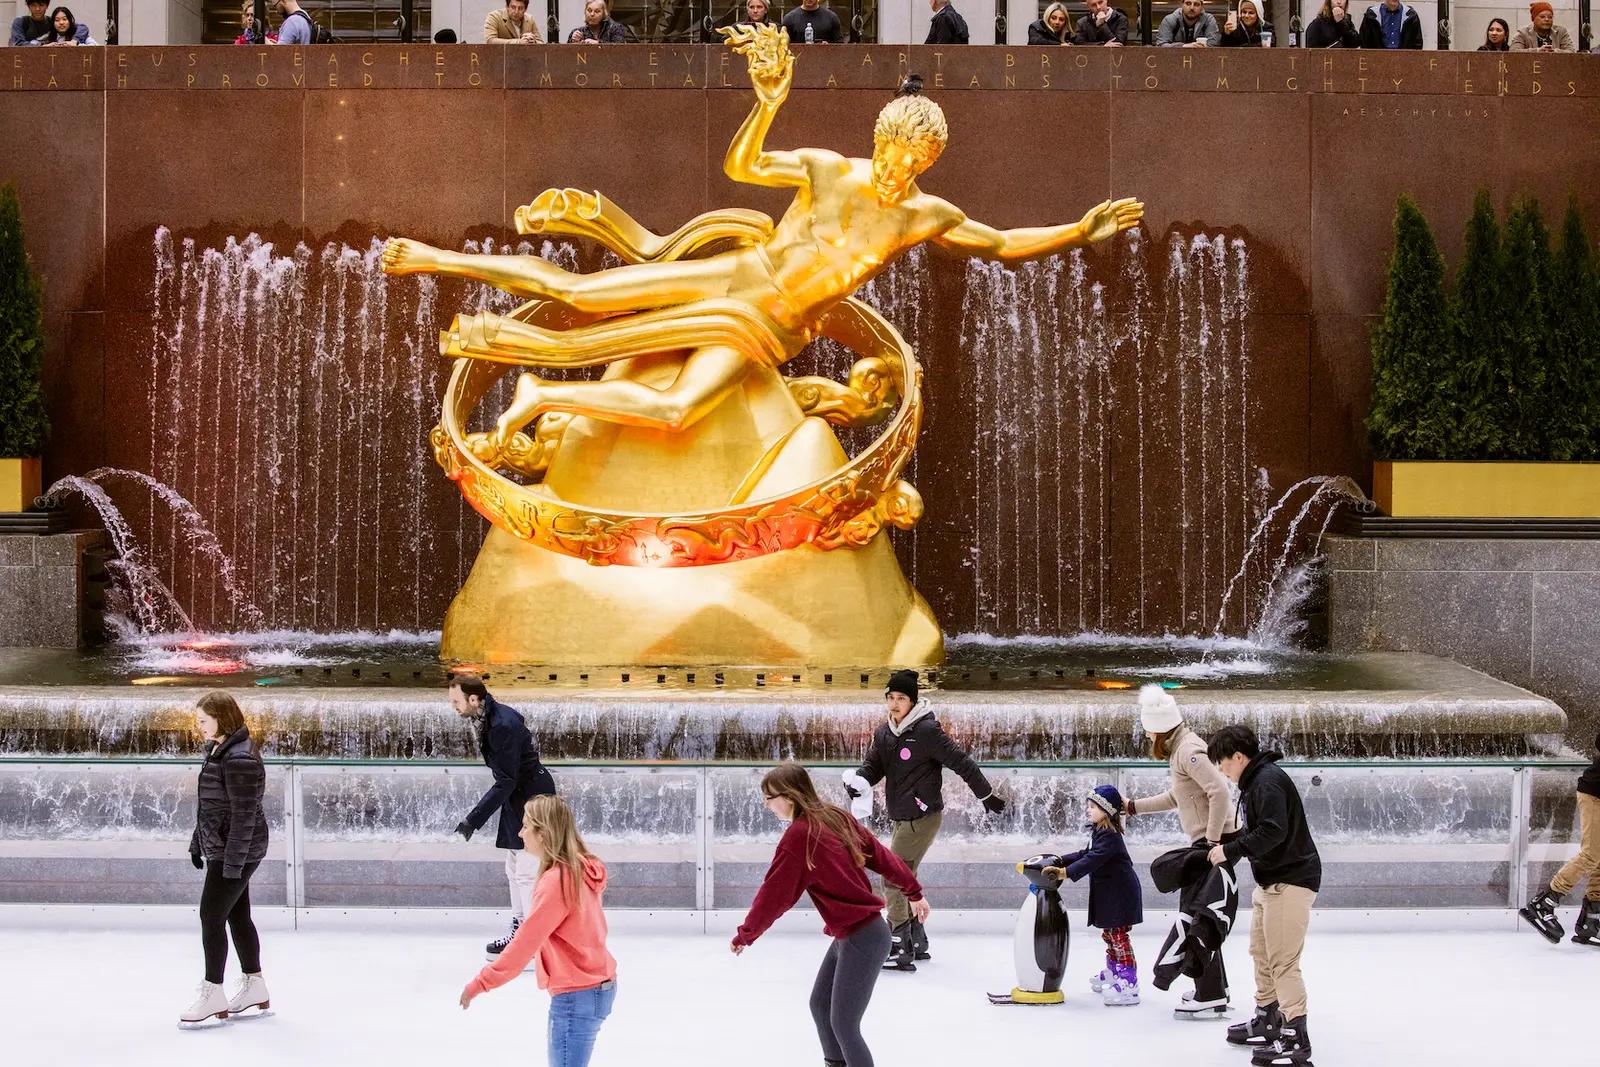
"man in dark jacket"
1075,0,1129,45
450,674,557,957
1358,0,1423,48
1208,725,1320,1067
925,0,969,43
1522,730,1600,945
845,669,1003,970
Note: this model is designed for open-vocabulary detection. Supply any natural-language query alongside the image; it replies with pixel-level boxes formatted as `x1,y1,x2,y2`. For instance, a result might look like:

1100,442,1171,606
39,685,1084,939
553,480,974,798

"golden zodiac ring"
429,191,925,569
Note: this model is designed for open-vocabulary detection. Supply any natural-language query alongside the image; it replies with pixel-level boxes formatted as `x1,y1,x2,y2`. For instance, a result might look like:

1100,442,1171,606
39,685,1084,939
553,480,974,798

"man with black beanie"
1522,730,1600,946
845,668,1004,971
1207,724,1321,1067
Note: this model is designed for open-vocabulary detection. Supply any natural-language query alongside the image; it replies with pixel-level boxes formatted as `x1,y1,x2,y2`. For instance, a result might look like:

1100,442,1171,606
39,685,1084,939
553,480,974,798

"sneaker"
179,981,230,1027
226,973,270,1015
1227,1002,1282,1047
485,917,520,960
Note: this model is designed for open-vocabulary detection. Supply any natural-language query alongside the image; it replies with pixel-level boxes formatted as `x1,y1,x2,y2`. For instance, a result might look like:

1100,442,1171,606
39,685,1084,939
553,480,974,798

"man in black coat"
1207,725,1321,1067
450,674,557,957
1357,0,1423,48
846,669,1003,970
925,0,969,43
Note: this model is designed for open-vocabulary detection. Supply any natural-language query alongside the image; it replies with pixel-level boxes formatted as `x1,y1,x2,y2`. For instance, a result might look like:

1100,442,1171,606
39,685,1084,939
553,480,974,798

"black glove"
844,782,862,800
190,851,204,870
455,820,474,842
981,794,1006,815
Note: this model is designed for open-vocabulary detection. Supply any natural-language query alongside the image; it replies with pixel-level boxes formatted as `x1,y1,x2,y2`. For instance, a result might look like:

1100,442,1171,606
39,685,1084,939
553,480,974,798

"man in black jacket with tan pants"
846,669,1003,971
1207,725,1321,1067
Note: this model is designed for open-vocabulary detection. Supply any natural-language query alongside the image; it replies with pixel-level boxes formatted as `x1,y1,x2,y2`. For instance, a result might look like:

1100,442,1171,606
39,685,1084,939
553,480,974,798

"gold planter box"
0,457,42,513
1373,461,1600,518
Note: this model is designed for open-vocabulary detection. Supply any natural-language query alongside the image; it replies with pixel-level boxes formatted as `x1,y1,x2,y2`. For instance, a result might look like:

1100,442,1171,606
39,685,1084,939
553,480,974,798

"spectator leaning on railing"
485,0,543,43
1479,17,1511,50
1027,1,1071,44
9,0,52,45
1157,0,1222,46
1075,0,1129,45
568,0,630,42
781,0,845,43
1220,0,1272,46
35,6,94,45
1358,0,1423,49
1305,0,1361,47
1511,2,1575,51
925,0,970,43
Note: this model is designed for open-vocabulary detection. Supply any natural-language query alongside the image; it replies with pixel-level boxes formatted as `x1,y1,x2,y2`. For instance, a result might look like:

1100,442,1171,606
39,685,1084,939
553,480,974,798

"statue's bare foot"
381,237,442,276
489,373,546,452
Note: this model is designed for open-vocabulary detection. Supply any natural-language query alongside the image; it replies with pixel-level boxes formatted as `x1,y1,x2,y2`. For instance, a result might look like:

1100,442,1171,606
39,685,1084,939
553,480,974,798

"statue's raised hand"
720,22,793,108
1076,197,1144,246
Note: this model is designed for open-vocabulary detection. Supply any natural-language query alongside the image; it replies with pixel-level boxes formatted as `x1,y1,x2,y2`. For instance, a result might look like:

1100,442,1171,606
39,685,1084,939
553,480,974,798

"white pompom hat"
1138,684,1183,734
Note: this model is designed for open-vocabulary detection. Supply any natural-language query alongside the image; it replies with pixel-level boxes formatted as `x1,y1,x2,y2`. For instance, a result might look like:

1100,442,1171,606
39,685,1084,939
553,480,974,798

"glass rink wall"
0,758,1588,914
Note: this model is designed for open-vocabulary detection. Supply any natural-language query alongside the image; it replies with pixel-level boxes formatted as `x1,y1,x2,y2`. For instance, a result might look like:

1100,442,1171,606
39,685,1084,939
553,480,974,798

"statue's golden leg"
494,346,753,439
405,244,736,309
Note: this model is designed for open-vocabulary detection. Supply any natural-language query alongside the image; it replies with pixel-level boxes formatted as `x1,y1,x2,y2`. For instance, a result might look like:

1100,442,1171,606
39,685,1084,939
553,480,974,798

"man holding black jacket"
1207,725,1321,1067
845,669,1003,971
449,674,557,959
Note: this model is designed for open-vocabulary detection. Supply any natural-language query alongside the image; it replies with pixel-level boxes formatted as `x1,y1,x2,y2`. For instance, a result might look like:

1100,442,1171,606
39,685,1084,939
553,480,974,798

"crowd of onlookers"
6,0,1591,52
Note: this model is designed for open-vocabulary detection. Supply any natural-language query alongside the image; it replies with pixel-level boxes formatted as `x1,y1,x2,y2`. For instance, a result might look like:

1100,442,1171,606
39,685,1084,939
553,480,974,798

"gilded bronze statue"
382,24,1142,666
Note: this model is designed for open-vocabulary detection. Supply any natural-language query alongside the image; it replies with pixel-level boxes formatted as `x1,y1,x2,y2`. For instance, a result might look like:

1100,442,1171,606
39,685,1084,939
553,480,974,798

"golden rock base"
442,526,943,668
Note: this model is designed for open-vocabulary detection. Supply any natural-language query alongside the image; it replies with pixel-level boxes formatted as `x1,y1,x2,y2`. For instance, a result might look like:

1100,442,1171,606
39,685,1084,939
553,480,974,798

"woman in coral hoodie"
732,763,931,1067
460,795,617,1067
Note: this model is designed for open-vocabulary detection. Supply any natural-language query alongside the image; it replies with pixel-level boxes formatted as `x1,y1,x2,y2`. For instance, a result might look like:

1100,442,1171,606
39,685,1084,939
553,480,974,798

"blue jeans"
547,980,616,1067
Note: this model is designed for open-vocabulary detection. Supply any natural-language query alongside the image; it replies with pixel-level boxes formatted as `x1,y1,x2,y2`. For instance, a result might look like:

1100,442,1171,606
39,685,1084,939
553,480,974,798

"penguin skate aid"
989,785,1144,1007
842,668,1006,973
1520,730,1600,947
986,855,1071,1005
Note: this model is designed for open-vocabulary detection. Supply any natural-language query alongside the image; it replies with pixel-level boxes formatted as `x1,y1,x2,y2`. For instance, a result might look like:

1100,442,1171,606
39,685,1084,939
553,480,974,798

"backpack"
291,9,338,43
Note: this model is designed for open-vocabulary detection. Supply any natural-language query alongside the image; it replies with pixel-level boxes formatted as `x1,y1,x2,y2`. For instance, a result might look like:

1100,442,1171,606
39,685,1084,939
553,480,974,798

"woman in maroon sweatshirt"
732,763,930,1067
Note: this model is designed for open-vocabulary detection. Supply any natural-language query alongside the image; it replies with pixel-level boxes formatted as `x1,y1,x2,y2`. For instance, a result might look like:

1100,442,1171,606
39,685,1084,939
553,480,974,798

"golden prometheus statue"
382,24,1142,667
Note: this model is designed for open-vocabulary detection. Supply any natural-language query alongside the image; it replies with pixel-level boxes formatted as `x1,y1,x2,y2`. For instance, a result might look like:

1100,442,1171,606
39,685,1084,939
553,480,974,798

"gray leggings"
809,916,892,1067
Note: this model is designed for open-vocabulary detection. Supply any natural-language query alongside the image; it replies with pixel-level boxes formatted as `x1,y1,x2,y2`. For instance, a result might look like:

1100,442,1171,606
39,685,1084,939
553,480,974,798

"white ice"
4,907,1591,1066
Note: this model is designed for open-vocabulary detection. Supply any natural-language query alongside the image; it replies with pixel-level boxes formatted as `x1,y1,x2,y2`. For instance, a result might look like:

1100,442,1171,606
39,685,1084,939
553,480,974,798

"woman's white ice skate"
178,981,230,1029
226,974,272,1018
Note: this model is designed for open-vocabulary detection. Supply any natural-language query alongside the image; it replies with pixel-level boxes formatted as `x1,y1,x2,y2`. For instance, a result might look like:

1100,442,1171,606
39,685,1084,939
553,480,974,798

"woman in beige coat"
1125,685,1240,1020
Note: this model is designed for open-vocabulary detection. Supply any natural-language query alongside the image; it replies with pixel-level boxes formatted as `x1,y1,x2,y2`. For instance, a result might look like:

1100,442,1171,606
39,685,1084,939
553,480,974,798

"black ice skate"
485,917,520,960
1251,1015,1312,1067
910,917,931,961
1520,888,1565,944
1226,1001,1282,1048
1572,898,1600,946
882,921,918,972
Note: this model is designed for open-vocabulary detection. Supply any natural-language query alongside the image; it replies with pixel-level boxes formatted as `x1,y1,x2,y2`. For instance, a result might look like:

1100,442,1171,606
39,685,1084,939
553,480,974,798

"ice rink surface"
5,908,1592,1066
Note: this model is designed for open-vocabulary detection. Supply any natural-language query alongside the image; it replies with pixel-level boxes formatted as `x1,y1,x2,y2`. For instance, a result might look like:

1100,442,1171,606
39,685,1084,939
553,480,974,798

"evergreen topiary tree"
1368,195,1456,460
0,182,48,458
1549,199,1600,461
1448,188,1508,460
1499,196,1556,459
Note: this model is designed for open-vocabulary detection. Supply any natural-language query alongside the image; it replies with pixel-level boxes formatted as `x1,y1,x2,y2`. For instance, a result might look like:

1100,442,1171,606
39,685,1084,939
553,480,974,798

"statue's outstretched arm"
720,24,807,189
932,197,1144,264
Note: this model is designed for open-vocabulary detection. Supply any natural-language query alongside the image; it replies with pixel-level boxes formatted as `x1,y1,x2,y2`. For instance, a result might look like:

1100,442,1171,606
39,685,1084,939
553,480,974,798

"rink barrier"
0,757,1588,924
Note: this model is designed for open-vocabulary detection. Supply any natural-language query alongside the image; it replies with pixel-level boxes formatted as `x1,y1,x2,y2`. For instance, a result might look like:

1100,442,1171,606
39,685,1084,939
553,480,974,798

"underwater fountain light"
1095,680,1133,690
130,676,189,686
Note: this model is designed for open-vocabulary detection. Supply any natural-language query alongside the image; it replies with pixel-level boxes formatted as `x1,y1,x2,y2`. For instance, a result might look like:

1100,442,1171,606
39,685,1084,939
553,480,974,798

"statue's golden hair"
873,87,947,166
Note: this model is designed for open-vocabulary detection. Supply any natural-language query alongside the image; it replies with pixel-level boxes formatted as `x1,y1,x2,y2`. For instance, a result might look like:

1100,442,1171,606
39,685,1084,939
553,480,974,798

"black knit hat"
886,669,920,705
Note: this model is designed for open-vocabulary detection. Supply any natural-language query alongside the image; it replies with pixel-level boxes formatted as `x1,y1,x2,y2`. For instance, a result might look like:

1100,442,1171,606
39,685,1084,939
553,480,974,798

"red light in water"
179,639,227,651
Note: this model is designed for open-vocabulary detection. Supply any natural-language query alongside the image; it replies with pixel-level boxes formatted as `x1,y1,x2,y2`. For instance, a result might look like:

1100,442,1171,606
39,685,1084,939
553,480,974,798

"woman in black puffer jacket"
180,692,270,1026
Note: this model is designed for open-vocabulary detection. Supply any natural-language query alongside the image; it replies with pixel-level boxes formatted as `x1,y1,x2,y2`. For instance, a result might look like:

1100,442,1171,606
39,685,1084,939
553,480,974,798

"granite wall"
6,46,1600,637
1326,535,1600,749
0,532,102,648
